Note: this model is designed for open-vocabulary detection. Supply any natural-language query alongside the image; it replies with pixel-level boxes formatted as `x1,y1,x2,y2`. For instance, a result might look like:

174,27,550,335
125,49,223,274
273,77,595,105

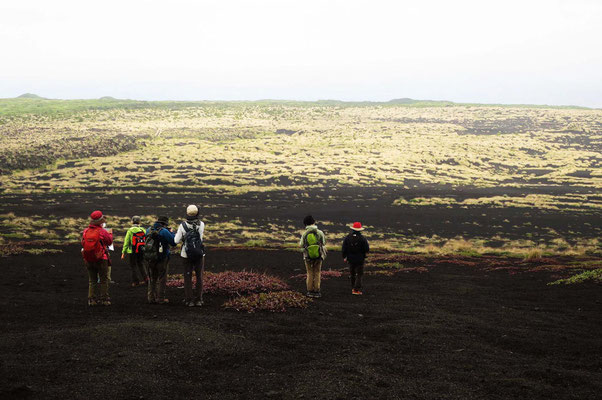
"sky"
1,0,601,107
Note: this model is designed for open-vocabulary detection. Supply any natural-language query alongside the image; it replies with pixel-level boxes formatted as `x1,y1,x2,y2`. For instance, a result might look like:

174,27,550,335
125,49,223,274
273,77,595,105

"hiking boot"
187,301,195,307
313,291,322,298
130,282,138,288
306,291,313,297
352,289,363,295
88,299,98,307
101,299,112,306
195,300,203,307
158,299,169,305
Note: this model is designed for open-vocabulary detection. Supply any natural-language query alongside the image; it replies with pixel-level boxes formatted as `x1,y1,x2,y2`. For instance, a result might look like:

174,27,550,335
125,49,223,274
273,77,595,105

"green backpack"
304,230,321,260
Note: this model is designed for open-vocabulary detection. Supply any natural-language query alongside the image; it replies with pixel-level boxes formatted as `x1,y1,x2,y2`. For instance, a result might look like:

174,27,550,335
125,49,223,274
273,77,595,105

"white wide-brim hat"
186,204,199,217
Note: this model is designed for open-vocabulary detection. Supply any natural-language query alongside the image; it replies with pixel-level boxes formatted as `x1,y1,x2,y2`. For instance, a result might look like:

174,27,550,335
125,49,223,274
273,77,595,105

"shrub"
0,242,25,256
524,248,543,261
167,271,289,296
243,239,266,247
223,291,312,313
549,269,602,285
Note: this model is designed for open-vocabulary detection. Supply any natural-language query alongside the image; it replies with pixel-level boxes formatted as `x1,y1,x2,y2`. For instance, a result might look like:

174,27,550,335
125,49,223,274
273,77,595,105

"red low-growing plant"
289,270,343,280
432,259,479,267
167,271,289,296
223,291,312,313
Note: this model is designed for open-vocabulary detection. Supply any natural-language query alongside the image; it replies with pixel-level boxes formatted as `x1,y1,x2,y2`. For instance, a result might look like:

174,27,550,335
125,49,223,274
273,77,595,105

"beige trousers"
86,260,110,300
304,258,322,292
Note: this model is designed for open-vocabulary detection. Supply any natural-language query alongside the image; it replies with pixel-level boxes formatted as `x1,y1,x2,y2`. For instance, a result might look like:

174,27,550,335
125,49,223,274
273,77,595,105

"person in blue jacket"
146,216,176,304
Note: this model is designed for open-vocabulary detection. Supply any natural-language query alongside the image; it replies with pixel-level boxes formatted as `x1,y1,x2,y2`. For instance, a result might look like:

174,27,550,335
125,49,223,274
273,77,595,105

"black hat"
303,215,316,226
157,216,169,225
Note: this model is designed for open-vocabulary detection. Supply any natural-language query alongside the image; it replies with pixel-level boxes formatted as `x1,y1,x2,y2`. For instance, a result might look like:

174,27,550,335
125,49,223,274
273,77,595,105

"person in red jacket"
81,210,113,306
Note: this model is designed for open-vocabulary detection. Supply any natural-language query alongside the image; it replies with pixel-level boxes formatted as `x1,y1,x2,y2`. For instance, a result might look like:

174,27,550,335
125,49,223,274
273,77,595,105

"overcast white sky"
1,0,601,107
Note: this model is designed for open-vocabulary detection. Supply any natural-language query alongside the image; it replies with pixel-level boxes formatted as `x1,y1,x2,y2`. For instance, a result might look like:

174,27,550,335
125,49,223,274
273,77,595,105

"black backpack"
143,227,161,262
182,221,204,260
348,233,362,253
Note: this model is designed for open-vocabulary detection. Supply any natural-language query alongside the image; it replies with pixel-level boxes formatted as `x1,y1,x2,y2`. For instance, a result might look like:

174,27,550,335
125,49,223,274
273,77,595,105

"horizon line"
1,94,596,110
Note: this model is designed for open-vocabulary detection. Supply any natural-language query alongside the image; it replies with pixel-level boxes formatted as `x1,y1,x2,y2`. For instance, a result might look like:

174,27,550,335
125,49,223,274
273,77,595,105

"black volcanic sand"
1,247,601,399
0,184,600,244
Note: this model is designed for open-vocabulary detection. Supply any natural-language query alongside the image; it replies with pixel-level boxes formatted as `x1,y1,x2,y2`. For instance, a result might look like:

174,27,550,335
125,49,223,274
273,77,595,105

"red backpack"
131,231,146,253
82,227,105,263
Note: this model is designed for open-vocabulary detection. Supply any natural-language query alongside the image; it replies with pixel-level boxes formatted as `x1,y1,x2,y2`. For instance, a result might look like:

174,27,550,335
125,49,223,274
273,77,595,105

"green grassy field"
0,98,600,257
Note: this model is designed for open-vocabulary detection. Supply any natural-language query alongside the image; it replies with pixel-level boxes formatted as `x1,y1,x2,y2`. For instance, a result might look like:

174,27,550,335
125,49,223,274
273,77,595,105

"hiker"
299,215,326,298
81,210,113,306
174,205,206,307
342,222,370,295
121,216,148,287
103,221,116,284
144,216,176,304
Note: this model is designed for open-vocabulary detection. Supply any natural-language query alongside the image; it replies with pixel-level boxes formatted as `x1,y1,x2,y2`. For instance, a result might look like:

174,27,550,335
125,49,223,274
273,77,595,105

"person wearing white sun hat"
175,204,206,307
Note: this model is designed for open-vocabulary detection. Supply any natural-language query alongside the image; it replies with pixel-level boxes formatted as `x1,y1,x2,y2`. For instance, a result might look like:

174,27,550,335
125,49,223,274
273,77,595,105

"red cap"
352,222,363,230
90,210,103,220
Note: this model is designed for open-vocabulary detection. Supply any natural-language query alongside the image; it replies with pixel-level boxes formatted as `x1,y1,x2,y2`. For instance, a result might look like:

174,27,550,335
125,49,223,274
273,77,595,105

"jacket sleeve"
319,230,326,245
342,236,348,258
162,229,176,246
122,228,132,254
198,222,205,241
100,228,113,247
299,232,305,248
174,224,183,245
364,236,370,254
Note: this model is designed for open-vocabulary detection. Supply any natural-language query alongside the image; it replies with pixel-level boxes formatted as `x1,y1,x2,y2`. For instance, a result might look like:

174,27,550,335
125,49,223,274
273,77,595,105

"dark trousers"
147,258,169,303
129,252,147,283
184,256,204,302
349,262,364,290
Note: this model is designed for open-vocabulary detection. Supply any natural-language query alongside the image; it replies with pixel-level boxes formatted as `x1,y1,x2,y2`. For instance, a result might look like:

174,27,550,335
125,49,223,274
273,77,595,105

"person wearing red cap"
342,222,370,295
81,210,114,306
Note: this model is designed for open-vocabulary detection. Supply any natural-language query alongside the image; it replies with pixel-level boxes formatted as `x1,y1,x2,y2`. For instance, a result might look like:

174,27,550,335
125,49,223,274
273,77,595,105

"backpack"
304,229,321,260
131,230,146,254
82,227,105,263
348,233,362,252
143,227,162,262
182,222,204,260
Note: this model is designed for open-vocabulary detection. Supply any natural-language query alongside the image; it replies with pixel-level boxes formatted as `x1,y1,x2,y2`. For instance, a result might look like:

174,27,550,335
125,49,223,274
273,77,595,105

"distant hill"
16,93,45,99
388,98,420,104
99,96,118,101
388,98,454,105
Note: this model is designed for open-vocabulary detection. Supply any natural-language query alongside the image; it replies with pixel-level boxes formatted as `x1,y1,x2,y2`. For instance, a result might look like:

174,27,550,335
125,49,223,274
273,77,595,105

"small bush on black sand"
223,291,312,313
549,269,602,285
167,271,289,295
524,248,543,261
0,242,25,256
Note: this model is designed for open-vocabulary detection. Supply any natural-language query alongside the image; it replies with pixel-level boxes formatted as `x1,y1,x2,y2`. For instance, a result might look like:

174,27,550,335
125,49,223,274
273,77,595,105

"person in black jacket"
342,222,370,295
